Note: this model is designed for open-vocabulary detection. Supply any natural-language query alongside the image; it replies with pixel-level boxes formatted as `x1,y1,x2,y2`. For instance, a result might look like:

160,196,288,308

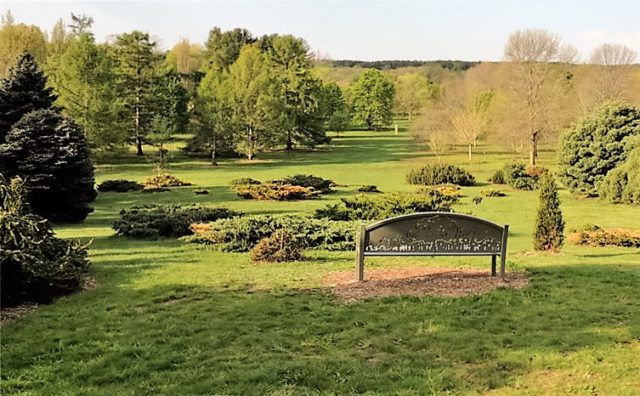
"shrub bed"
233,183,319,200
1,176,90,308
250,229,304,263
113,205,241,239
187,215,357,252
568,225,640,248
406,164,475,186
314,190,457,221
142,174,191,189
97,179,144,192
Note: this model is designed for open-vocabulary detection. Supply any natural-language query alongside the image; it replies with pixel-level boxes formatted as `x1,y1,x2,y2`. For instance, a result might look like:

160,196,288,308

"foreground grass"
2,125,640,394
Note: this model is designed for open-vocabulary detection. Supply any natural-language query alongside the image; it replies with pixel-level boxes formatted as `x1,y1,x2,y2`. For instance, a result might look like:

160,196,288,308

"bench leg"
491,255,497,277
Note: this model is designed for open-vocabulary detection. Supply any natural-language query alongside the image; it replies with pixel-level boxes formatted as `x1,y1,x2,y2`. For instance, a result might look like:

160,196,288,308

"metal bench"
355,212,509,281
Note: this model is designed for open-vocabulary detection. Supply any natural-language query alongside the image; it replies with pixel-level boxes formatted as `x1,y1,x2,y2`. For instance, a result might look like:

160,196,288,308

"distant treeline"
331,60,480,71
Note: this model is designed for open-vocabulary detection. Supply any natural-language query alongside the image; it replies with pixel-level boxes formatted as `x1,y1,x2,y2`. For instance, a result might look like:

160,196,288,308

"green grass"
2,123,640,395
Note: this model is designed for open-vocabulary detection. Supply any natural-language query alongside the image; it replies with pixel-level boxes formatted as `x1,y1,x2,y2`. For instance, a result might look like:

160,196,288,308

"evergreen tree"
320,82,350,136
262,35,328,149
204,27,255,72
0,109,96,222
0,52,56,143
350,69,395,130
533,173,565,251
113,31,158,156
153,69,189,133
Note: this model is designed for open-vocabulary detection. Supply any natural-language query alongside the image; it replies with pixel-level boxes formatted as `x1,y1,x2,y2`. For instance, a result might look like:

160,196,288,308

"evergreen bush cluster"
97,179,144,193
113,204,241,239
406,163,475,186
0,53,96,223
0,176,90,308
250,229,304,263
502,161,543,190
187,215,357,252
142,173,191,189
558,101,640,196
230,175,334,200
598,147,640,205
314,190,457,221
533,174,565,251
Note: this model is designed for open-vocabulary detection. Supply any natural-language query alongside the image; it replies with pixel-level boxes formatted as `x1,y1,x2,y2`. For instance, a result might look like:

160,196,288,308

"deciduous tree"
350,69,395,130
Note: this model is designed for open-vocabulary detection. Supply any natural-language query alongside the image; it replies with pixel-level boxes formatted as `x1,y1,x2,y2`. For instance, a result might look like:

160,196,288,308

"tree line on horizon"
0,10,639,168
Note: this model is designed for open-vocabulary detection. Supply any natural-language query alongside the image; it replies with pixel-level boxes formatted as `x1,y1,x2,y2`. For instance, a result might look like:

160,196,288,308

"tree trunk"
468,143,473,163
135,93,143,156
247,126,254,160
136,136,143,156
529,131,538,166
210,136,217,166
286,130,293,151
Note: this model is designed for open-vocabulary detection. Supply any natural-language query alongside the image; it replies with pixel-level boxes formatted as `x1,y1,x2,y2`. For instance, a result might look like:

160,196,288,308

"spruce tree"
533,173,565,251
0,52,56,143
0,109,96,222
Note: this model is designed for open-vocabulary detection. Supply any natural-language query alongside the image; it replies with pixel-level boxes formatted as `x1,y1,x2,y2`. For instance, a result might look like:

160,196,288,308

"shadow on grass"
2,263,639,394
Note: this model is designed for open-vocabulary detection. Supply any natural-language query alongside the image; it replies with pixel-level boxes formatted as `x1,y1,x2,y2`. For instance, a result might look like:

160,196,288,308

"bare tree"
412,105,452,160
503,28,576,165
588,43,638,104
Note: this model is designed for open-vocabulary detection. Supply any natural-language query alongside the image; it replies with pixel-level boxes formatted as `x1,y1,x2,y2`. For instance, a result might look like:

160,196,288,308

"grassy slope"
2,124,640,395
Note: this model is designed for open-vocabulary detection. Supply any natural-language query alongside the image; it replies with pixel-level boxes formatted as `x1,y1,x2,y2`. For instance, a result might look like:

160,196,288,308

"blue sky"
2,0,639,61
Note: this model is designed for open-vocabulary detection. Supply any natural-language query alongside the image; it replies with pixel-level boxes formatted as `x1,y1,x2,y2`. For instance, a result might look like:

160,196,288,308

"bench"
355,212,509,281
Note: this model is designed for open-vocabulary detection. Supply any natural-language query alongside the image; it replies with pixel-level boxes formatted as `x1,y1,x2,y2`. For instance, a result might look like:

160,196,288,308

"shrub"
481,189,506,197
113,204,241,239
406,163,475,186
419,184,461,198
142,173,191,189
229,178,261,188
272,174,336,193
250,229,303,263
1,176,90,308
599,147,640,205
503,161,539,190
568,225,640,248
357,185,381,193
188,215,356,252
233,183,319,201
533,174,565,251
97,179,144,192
526,165,549,178
314,190,457,221
489,169,505,184
558,101,640,196
472,196,483,205
0,109,96,222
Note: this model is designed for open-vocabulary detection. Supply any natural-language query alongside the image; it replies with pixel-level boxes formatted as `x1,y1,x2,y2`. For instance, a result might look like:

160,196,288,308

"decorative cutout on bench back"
365,213,503,255
355,212,509,281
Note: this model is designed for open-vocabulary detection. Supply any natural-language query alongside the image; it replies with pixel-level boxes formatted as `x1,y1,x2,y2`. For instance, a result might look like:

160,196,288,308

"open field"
2,124,640,395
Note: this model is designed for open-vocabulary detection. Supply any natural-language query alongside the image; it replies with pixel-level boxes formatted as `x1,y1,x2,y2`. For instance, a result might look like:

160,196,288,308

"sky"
2,0,639,62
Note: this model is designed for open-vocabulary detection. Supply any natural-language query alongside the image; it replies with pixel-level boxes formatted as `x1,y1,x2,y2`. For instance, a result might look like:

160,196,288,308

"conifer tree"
533,173,565,251
0,109,96,222
0,52,56,143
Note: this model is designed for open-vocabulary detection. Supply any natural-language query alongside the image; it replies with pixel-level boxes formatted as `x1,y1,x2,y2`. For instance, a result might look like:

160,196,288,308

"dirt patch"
323,268,529,302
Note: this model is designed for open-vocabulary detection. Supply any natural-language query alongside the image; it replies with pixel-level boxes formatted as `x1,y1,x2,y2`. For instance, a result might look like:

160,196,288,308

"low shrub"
142,173,191,189
250,229,303,263
113,204,241,239
194,189,209,195
472,196,483,205
272,174,336,193
503,161,539,190
526,165,549,178
406,163,475,186
481,189,506,197
357,185,381,193
419,184,461,198
314,190,457,221
187,215,356,252
568,225,640,248
229,178,261,188
97,179,144,192
1,176,90,308
489,169,505,184
233,183,319,201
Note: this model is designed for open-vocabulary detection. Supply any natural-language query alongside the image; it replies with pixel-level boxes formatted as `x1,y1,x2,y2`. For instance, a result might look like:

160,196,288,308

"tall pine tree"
533,173,565,251
0,52,56,143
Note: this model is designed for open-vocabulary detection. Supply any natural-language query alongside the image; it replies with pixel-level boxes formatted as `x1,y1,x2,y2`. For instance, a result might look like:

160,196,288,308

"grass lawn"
2,123,640,395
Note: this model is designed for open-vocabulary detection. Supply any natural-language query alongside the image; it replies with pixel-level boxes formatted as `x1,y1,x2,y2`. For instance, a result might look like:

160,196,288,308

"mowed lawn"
2,124,640,395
